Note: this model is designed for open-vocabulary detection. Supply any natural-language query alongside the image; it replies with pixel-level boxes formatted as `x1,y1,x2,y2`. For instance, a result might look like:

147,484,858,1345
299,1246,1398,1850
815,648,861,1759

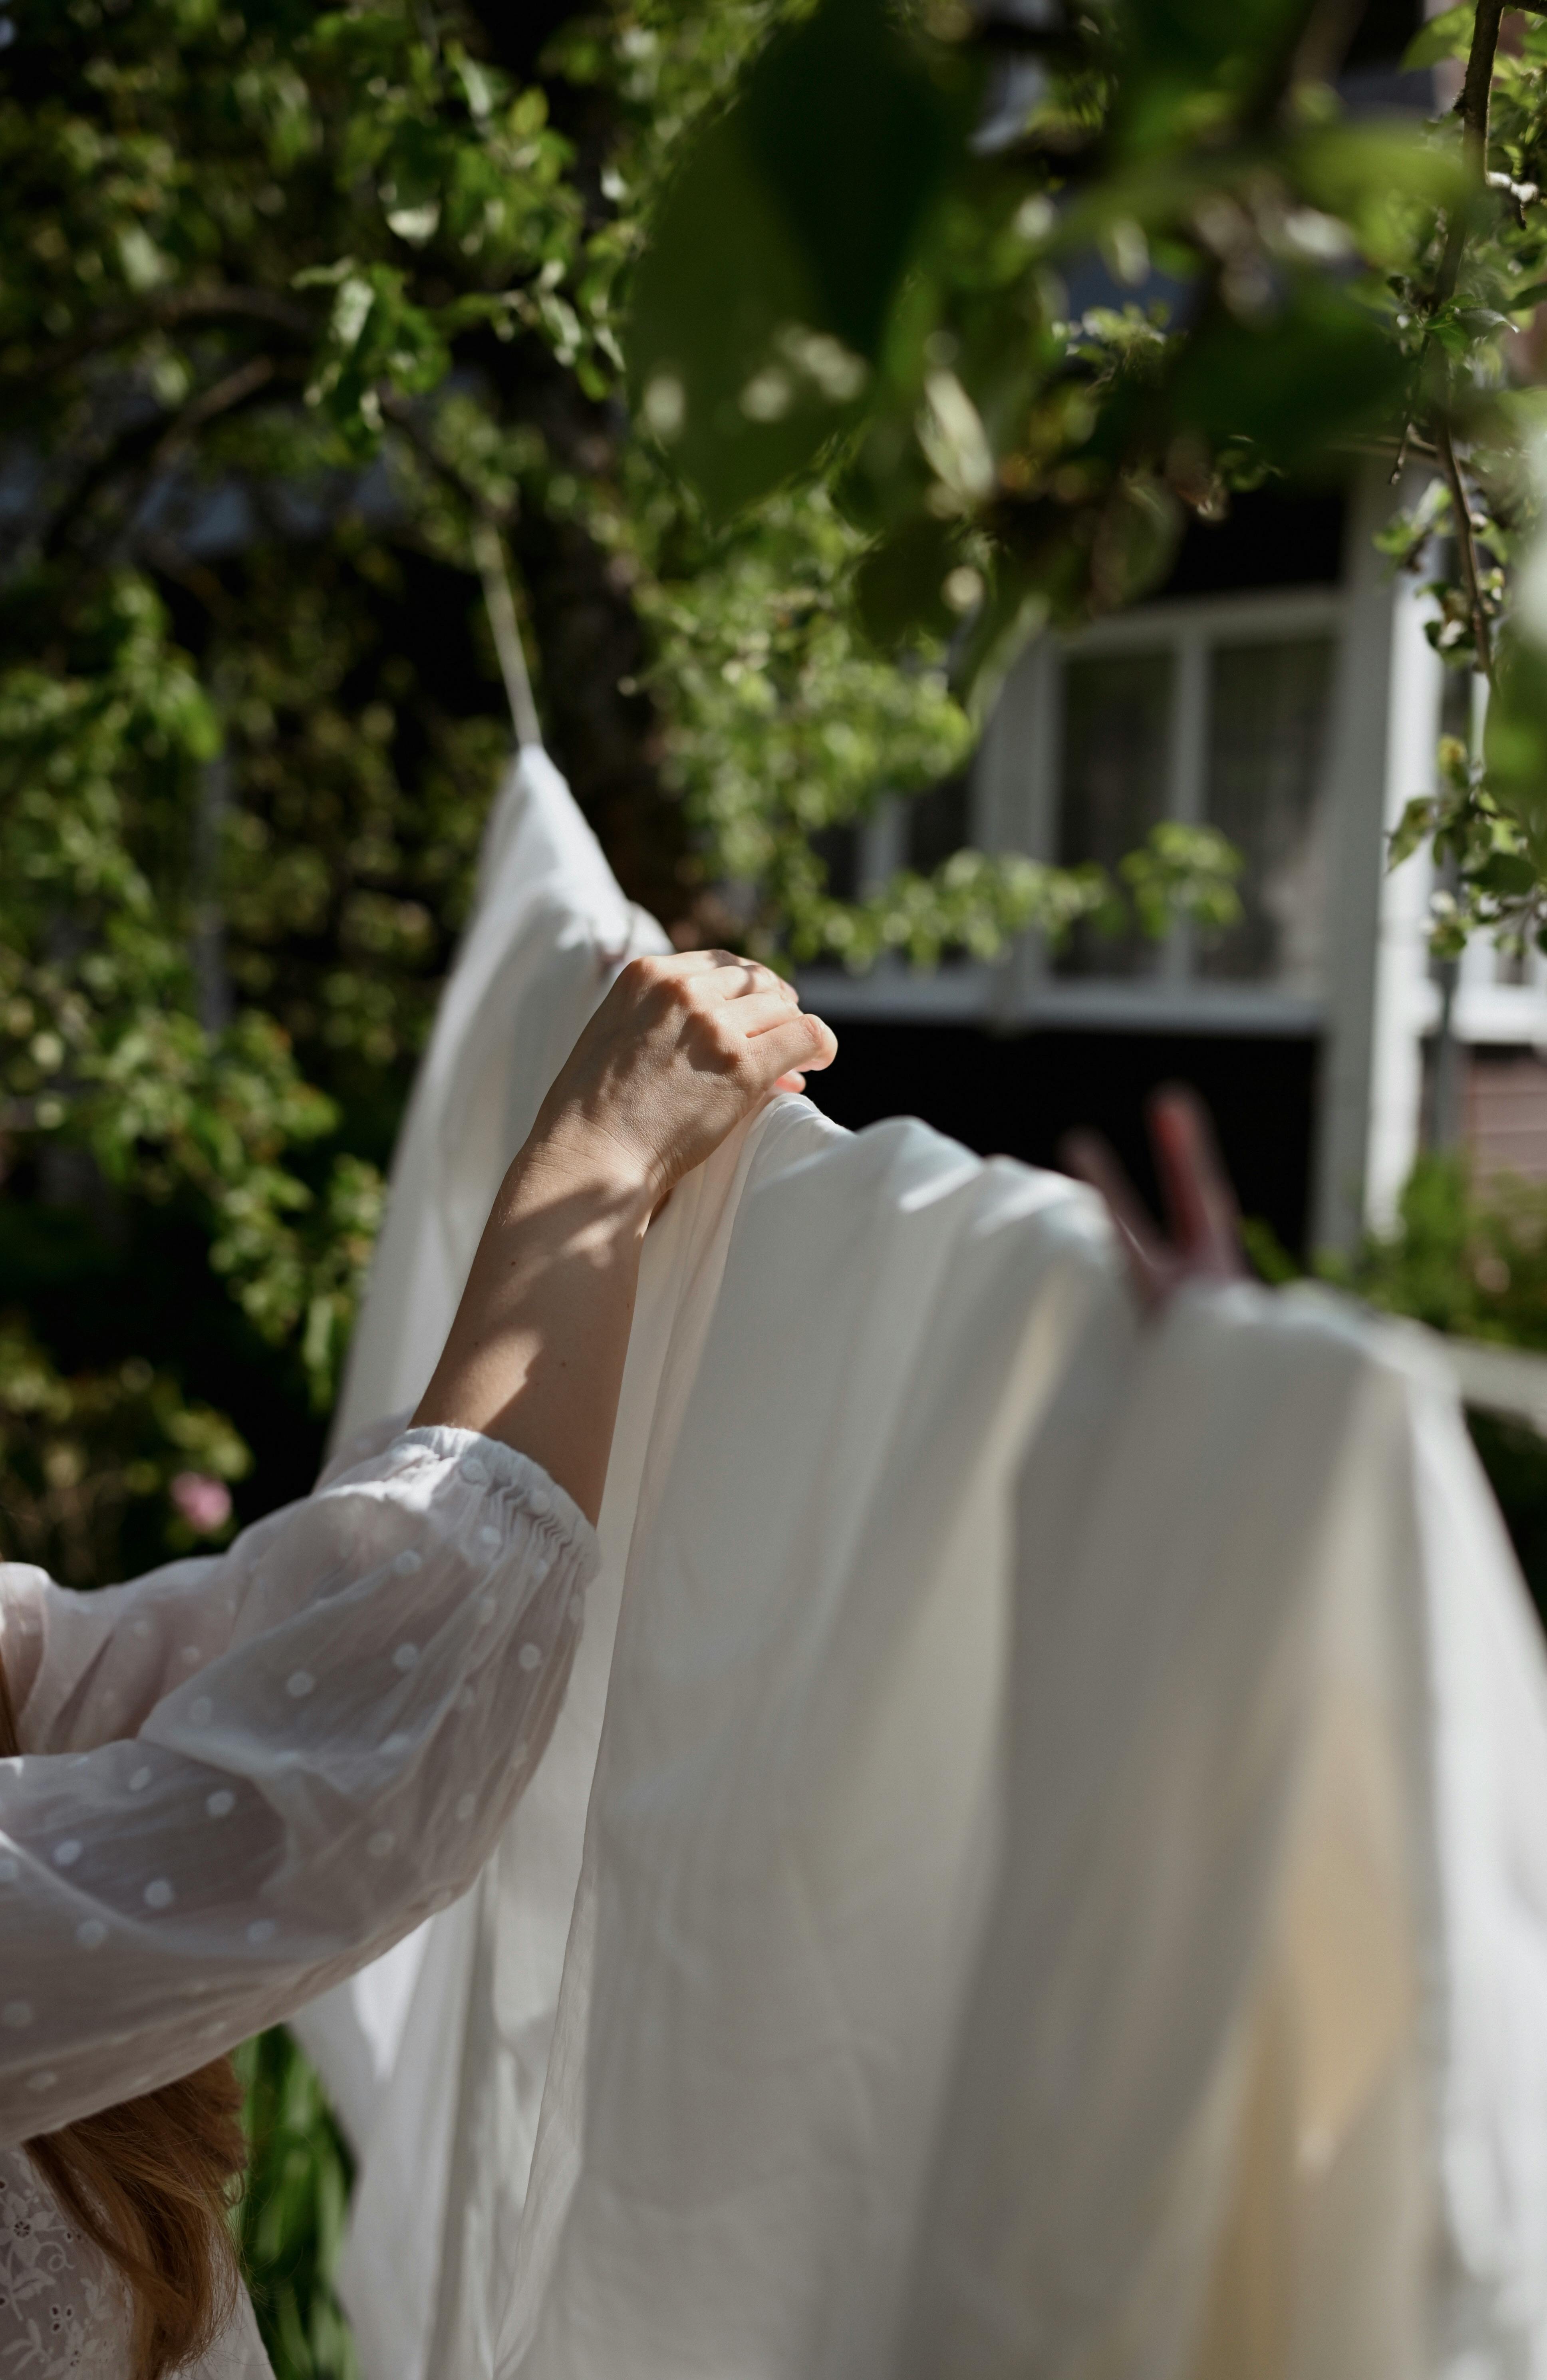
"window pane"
906,772,971,875
811,823,860,904
1056,650,1173,977
1199,636,1334,989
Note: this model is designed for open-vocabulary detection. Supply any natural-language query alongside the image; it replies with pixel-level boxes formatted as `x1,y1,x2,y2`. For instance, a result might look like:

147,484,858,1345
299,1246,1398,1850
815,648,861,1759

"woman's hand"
526,950,837,1216
413,954,834,1521
1061,1084,1245,1311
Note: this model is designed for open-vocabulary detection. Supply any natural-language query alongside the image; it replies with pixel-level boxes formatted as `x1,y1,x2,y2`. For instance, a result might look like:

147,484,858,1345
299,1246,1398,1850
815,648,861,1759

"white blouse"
0,1420,598,2377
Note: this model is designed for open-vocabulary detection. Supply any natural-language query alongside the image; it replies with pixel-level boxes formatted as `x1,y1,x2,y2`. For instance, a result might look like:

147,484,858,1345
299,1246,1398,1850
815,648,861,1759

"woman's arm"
414,949,836,1522
0,1430,596,2144
0,950,834,2140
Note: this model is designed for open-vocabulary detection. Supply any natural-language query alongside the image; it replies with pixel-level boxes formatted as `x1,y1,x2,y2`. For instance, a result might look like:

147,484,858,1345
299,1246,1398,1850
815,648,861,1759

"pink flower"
171,1472,232,1535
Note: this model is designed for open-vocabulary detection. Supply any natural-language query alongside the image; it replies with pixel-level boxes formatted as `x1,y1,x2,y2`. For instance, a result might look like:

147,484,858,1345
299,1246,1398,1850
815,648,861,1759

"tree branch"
1436,0,1505,310
1422,0,1506,686
1439,420,1494,680
8,288,316,390
377,385,512,525
40,356,294,566
150,355,278,467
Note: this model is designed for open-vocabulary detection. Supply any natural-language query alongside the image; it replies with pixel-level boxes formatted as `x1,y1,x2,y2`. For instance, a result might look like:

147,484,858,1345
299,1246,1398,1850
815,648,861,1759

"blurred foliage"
625,0,1462,660
624,0,1547,972
1262,1153,1547,1623
1342,1150,1547,1347
0,1309,248,1584
1350,1157,1547,1626
234,2028,358,2380
0,0,1254,1611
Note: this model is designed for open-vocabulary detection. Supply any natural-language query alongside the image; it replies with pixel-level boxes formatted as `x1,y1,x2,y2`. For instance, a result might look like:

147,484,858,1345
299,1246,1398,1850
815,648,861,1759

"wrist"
511,1115,660,1234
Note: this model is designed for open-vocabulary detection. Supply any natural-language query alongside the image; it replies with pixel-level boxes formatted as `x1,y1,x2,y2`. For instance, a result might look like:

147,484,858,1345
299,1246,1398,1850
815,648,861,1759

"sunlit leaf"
625,0,974,519
1402,2,1474,70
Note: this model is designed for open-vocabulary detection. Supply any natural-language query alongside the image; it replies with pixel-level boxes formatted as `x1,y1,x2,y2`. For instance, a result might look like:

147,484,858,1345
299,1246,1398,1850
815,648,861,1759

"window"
1036,590,1342,1012
1197,635,1334,992
799,584,1348,1030
1056,653,1171,979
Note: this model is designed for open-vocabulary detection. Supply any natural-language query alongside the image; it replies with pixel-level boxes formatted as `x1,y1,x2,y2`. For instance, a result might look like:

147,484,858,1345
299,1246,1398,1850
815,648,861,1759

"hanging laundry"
489,1198,1547,2380
906,1285,1547,2380
301,748,1547,2380
487,1101,1120,2380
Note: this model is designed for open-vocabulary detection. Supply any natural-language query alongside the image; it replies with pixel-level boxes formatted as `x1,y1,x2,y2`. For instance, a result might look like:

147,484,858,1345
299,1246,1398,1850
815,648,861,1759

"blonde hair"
0,1647,250,2380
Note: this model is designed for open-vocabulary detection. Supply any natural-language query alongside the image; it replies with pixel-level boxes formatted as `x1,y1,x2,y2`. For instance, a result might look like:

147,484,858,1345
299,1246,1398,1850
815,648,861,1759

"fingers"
747,1011,836,1089
1060,1128,1172,1309
1147,1085,1241,1279
1062,1089,1245,1313
711,990,812,1041
667,950,798,1006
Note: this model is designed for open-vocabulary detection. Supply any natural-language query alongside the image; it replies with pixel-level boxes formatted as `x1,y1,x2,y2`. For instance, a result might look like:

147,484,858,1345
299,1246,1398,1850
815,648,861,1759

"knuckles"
701,1014,749,1069
614,953,830,1082
618,953,669,999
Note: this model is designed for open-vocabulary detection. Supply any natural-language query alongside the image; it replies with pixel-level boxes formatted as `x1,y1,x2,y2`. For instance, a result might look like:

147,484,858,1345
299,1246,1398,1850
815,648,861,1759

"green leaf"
853,514,964,650
1388,795,1438,868
1485,633,1547,858
1294,122,1468,268
1470,849,1537,897
1402,2,1474,70
624,0,974,520
1167,278,1406,467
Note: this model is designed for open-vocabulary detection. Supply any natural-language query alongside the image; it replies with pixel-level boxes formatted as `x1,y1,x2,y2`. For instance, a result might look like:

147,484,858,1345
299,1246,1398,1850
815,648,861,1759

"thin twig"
1422,0,1507,685
150,355,277,467
1439,420,1494,680
137,534,236,622
1436,0,1505,310
8,288,315,388
41,356,292,569
1288,0,1370,96
1346,431,1440,465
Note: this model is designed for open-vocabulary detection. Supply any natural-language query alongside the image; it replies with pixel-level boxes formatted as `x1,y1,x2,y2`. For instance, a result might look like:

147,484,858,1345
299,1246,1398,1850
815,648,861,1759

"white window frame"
801,584,1346,1036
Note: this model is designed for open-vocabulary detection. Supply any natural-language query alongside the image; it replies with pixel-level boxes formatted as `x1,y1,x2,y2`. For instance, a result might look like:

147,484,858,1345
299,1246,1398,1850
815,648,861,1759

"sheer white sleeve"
0,1425,598,2147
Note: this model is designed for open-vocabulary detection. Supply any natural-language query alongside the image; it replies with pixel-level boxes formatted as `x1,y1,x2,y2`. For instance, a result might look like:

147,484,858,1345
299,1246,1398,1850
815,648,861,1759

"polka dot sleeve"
0,1426,598,2146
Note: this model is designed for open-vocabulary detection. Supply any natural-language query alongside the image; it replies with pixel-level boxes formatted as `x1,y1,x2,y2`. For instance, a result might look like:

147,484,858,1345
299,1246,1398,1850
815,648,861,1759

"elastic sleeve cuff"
383,1424,600,1583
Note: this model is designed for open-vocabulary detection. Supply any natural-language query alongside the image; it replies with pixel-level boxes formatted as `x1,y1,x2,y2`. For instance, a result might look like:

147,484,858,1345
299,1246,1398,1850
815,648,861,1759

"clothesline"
472,518,542,753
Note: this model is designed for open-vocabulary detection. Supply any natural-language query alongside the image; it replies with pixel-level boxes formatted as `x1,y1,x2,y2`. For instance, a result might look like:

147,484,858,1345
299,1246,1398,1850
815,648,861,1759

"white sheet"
492,1104,1118,2379
906,1287,1547,2376
306,747,1547,2380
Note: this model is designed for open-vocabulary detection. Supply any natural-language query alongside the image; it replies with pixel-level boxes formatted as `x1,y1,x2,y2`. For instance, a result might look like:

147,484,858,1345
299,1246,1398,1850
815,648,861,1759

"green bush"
1336,1156,1547,1626
234,2029,358,2380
